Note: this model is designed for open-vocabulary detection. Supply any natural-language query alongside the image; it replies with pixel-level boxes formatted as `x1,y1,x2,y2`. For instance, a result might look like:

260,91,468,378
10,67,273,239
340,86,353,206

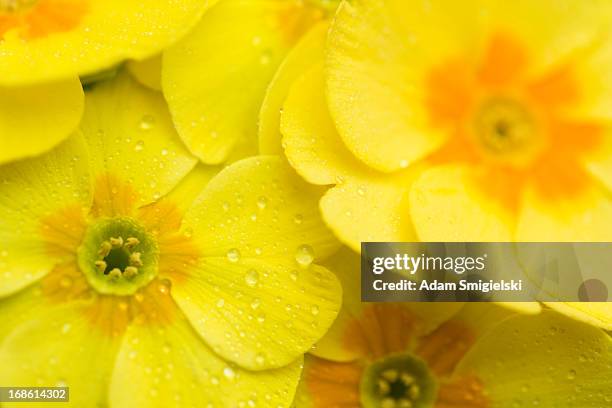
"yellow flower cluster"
0,0,611,407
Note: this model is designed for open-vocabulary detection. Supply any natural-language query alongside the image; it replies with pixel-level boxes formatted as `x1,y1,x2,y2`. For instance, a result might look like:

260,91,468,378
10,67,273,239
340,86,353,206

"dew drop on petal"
139,115,155,131
226,248,241,263
295,245,314,268
134,140,145,152
245,269,259,287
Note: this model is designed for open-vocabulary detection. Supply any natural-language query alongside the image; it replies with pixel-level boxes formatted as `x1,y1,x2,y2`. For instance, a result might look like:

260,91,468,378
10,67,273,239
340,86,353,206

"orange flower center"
0,0,88,40
425,32,602,211
38,173,200,337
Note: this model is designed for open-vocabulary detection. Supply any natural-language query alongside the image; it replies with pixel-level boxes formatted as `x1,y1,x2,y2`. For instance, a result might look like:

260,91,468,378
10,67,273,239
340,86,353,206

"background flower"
279,0,612,326
294,249,612,408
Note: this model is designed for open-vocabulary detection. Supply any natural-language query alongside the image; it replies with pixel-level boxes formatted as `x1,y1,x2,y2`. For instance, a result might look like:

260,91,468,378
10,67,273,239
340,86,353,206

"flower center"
360,353,437,408
78,217,158,296
472,97,543,166
0,0,36,12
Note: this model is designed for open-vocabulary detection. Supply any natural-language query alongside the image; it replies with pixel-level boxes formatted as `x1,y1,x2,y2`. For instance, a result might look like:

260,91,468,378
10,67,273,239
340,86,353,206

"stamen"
95,260,107,273
98,241,112,258
109,236,124,248
123,266,139,278
108,268,122,279
125,237,140,249
129,252,143,267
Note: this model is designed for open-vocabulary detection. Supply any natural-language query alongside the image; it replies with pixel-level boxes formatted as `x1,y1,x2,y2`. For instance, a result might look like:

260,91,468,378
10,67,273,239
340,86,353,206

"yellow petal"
109,298,302,408
313,247,461,363
0,78,83,164
183,156,340,260
0,287,120,408
0,0,216,85
80,70,197,212
163,0,324,164
584,132,612,193
171,257,341,370
281,63,369,185
0,134,91,297
174,156,342,369
516,183,612,241
455,310,612,406
127,54,162,91
409,164,514,241
260,21,328,155
544,303,612,331
321,175,417,252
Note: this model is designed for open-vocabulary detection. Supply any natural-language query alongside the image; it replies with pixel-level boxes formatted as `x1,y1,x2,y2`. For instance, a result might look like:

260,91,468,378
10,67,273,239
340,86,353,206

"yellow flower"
278,1,612,326
293,249,612,408
162,0,337,165
0,72,342,407
0,0,214,85
0,0,215,164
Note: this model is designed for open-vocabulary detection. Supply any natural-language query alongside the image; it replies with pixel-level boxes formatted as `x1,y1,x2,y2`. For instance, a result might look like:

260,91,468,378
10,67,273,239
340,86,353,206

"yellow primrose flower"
0,0,216,164
0,72,342,407
162,0,338,165
293,250,612,408
0,0,215,85
279,1,612,325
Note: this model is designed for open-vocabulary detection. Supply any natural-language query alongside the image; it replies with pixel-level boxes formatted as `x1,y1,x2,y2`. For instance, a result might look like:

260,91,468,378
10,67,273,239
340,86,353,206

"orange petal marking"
304,356,363,408
424,31,604,211
435,375,489,408
416,320,476,378
477,32,528,88
42,262,178,338
91,173,139,218
39,203,88,259
343,304,419,360
0,0,88,40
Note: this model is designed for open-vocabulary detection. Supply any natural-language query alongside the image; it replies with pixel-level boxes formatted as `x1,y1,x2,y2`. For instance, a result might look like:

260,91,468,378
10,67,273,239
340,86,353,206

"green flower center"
360,353,437,408
78,217,158,296
473,97,542,165
0,0,37,13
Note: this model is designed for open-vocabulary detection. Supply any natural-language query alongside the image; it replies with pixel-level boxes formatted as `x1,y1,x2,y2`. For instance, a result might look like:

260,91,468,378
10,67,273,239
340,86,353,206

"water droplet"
139,115,155,131
223,367,236,380
256,196,268,210
216,299,225,308
310,306,320,316
134,140,145,152
226,248,241,263
295,245,314,268
245,270,259,287
250,298,261,309
567,369,576,380
255,353,265,366
293,214,303,224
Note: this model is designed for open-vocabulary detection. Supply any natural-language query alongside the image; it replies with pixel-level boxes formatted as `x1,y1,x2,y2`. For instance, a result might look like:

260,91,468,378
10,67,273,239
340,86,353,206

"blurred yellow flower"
294,250,612,407
0,0,215,85
279,0,612,326
0,0,215,164
162,0,338,165
0,72,342,407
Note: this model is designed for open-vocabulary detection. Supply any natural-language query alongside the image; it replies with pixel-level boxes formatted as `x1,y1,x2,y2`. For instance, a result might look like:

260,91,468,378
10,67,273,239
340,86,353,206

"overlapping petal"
0,0,216,85
0,78,83,164
163,0,326,164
